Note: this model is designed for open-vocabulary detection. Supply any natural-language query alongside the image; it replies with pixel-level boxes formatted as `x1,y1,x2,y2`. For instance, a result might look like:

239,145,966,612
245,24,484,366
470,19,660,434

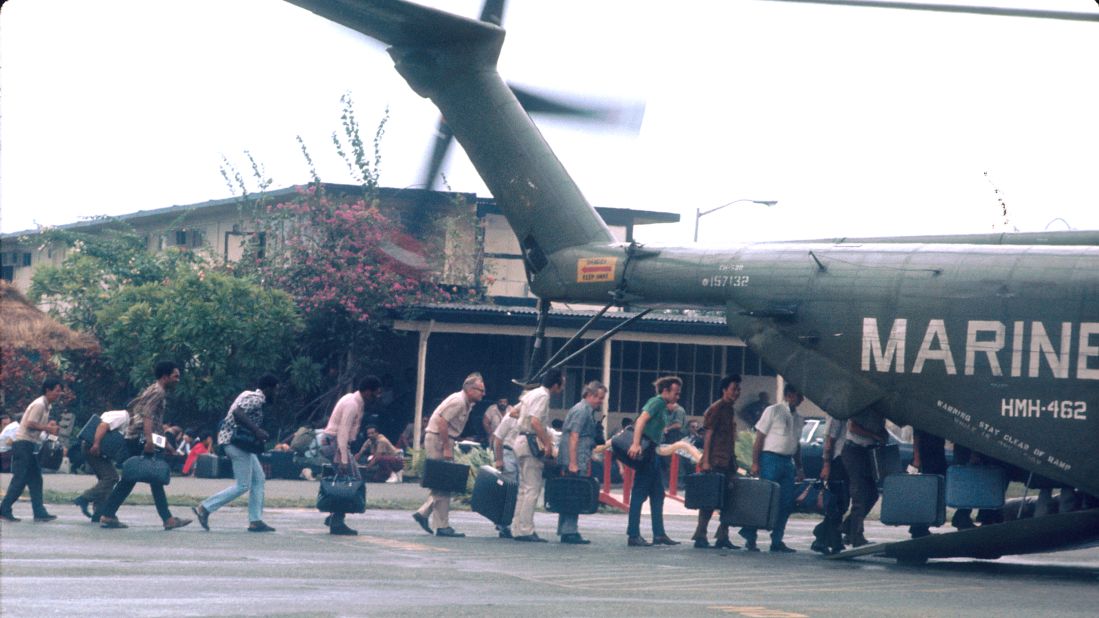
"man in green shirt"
625,376,682,547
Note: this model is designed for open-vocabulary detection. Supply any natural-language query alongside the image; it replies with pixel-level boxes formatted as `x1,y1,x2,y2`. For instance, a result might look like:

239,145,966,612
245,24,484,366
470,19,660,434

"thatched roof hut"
0,281,99,352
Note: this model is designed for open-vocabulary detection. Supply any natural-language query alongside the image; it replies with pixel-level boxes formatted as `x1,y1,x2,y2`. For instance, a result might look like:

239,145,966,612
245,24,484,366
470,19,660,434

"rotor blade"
420,119,454,192
756,0,1099,22
510,84,646,132
478,0,507,25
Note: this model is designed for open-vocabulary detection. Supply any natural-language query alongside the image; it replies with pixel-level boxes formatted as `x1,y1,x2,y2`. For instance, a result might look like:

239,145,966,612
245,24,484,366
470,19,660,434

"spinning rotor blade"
757,0,1099,22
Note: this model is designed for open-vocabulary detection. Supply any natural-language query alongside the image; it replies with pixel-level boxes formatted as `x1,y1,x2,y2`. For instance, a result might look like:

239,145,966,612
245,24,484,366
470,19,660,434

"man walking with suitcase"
320,375,383,535
626,376,683,547
739,384,805,553
413,373,485,538
72,410,129,521
692,374,741,549
511,369,563,543
492,402,521,538
556,380,605,544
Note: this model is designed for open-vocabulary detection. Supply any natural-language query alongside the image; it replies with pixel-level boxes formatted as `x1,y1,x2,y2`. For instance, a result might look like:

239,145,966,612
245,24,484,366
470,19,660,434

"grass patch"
39,489,425,511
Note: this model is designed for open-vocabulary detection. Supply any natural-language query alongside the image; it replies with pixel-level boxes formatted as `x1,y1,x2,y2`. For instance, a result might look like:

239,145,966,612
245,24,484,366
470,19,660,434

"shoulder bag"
317,466,367,513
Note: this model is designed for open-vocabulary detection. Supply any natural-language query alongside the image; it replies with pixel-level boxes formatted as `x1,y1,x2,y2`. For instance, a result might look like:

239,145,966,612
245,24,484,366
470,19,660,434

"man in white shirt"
492,402,521,538
73,410,130,521
1,378,63,523
511,368,564,543
812,415,851,554
840,409,888,547
739,384,805,553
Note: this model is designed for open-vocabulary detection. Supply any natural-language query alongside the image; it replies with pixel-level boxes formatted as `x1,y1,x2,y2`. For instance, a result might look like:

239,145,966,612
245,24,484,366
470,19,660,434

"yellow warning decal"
577,257,617,283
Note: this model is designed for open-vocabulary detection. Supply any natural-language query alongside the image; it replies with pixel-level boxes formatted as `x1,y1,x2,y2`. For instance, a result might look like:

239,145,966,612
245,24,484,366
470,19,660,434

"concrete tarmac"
2,473,1098,616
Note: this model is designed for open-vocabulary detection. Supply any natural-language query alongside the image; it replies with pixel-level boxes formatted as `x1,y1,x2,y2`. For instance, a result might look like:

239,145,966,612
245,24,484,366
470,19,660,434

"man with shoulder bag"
320,375,384,536
510,369,564,543
98,361,192,531
192,374,279,533
72,409,130,522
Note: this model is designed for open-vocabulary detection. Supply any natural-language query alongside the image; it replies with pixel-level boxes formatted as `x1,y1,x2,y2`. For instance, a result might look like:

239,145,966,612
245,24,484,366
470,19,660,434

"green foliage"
735,430,755,471
95,269,302,427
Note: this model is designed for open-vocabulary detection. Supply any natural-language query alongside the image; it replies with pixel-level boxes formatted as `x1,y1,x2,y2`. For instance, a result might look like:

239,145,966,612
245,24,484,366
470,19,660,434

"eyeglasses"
470,386,485,392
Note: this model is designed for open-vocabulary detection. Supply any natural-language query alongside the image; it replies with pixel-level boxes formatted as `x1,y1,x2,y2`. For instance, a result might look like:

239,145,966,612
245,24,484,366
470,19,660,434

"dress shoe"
714,538,740,550
652,536,680,546
810,540,829,554
850,534,871,548
770,543,796,553
100,516,128,529
0,512,20,523
513,533,546,542
324,514,333,527
436,527,466,538
560,533,591,545
248,521,276,532
33,514,58,523
627,536,651,547
192,505,210,531
330,523,358,536
498,528,513,539
412,512,433,535
693,538,711,549
73,496,94,520
743,540,760,552
163,516,193,531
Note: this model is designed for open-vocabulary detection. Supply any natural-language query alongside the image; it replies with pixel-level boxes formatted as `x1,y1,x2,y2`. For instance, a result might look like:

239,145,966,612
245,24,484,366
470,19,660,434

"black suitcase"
684,472,726,510
880,473,945,526
37,439,65,471
720,477,780,530
264,450,303,480
421,458,470,493
945,465,1007,509
610,427,653,470
75,414,102,445
100,431,129,466
870,444,902,484
544,475,600,514
195,453,221,478
471,465,518,526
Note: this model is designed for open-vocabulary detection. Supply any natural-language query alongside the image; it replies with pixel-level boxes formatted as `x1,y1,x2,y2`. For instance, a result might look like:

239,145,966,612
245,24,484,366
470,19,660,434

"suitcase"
870,444,902,484
421,458,470,493
264,451,303,480
75,414,102,445
100,431,130,466
945,465,1007,509
195,453,222,478
37,439,65,471
880,473,945,526
684,472,726,510
544,475,600,514
719,477,780,530
121,455,171,485
471,465,518,526
610,427,653,470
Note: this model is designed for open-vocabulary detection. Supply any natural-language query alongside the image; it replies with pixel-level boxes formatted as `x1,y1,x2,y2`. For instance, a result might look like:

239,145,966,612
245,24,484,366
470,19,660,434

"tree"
95,269,302,428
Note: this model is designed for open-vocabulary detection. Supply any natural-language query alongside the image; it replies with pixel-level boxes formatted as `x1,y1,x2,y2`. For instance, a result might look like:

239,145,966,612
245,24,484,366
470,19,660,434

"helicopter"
283,0,1099,562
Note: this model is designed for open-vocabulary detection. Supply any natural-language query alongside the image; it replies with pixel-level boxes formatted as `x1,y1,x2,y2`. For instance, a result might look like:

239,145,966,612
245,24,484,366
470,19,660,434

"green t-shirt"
641,395,668,444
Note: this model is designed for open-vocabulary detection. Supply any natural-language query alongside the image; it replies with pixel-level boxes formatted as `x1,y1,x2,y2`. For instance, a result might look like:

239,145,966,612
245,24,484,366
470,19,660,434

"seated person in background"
397,420,416,451
183,433,213,476
354,425,404,483
0,413,14,472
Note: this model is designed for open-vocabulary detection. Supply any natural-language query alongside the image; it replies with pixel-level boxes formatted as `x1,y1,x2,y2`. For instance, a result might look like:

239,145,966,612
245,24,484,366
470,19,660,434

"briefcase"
121,455,171,485
100,431,130,466
544,475,600,514
316,474,367,513
195,453,222,479
37,439,64,471
421,458,470,493
610,427,653,470
870,444,902,484
75,414,102,445
719,477,780,530
684,472,726,510
945,465,1007,509
471,465,518,526
880,473,945,526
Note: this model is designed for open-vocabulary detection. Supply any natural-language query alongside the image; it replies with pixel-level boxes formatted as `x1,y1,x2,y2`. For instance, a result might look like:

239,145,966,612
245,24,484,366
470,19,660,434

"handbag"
317,471,367,513
794,480,826,515
231,423,266,454
610,427,653,469
37,439,65,471
121,454,171,485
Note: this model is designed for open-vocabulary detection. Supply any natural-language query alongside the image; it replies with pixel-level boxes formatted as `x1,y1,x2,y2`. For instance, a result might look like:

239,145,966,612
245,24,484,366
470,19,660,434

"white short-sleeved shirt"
494,411,519,447
754,402,804,457
846,411,886,448
101,410,131,432
512,386,550,453
824,416,847,459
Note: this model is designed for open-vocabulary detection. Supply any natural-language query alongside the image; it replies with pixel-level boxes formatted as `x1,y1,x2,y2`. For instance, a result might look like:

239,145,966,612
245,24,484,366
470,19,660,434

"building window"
175,231,188,246
22,253,31,267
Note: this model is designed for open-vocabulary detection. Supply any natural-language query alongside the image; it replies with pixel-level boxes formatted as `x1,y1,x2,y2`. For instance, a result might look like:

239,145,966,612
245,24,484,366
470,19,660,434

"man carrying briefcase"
73,410,130,522
692,374,741,549
555,380,605,545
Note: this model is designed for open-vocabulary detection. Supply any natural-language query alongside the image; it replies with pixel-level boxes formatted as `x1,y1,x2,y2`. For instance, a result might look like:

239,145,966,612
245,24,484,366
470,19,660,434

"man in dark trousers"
0,378,63,523
72,409,129,521
692,374,742,550
98,361,192,531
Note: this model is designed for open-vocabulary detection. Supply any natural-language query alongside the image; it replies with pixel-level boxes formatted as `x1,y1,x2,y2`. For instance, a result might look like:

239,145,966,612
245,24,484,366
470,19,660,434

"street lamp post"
694,198,778,242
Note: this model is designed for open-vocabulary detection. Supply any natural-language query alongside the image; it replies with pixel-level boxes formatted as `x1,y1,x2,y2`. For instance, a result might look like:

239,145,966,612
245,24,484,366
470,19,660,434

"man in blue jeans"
626,376,682,547
740,384,805,553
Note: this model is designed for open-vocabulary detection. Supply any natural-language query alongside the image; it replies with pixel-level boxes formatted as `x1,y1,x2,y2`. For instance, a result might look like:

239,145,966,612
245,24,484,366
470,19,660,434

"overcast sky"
2,0,1097,245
